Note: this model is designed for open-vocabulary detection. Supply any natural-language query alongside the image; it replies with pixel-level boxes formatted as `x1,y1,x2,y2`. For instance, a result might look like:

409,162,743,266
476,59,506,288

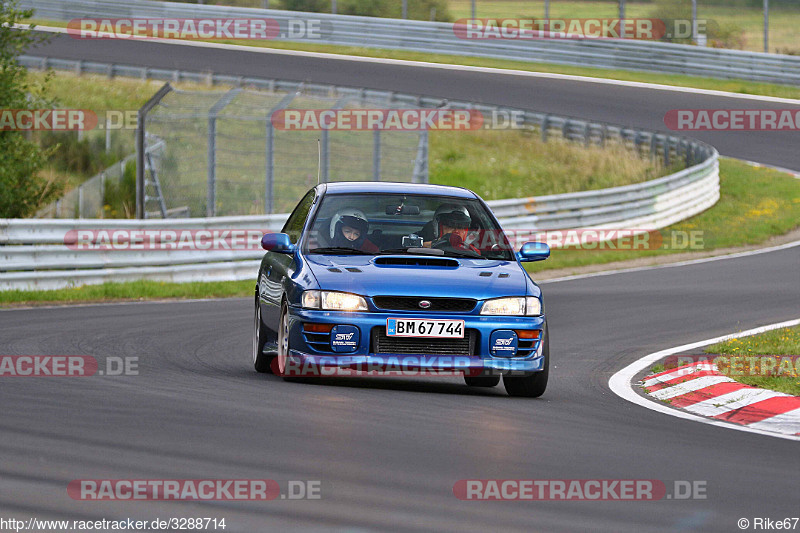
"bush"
39,131,129,178
707,21,746,50
102,161,136,219
0,1,61,218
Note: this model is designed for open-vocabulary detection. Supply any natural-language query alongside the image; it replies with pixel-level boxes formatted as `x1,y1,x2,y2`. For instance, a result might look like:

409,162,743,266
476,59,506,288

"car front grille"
372,296,477,313
372,327,476,356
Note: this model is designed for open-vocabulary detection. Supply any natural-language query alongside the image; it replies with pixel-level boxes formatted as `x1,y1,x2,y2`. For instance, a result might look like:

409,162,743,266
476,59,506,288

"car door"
259,189,317,342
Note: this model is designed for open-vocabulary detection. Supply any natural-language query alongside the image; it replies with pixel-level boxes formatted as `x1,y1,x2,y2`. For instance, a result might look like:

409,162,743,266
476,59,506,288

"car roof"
320,181,477,199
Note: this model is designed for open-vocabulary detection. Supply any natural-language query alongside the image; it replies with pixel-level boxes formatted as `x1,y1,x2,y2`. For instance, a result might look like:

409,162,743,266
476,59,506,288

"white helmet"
329,208,369,240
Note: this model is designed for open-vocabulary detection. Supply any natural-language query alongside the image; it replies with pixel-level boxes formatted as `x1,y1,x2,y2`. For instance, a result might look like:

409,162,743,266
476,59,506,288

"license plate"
386,318,464,338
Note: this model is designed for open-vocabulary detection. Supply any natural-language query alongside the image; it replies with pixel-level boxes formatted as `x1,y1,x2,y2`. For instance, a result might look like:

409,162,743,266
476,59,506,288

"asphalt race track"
0,32,798,532
1,247,798,531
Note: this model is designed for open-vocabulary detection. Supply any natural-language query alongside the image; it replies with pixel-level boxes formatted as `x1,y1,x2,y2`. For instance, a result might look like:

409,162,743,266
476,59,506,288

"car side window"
282,189,316,244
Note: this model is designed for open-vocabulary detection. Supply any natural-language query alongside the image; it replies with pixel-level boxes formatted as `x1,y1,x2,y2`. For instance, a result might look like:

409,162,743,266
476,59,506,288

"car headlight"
480,296,542,316
301,290,368,311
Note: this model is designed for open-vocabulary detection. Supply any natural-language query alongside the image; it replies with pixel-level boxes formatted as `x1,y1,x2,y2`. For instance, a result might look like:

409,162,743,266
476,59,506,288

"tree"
0,0,60,218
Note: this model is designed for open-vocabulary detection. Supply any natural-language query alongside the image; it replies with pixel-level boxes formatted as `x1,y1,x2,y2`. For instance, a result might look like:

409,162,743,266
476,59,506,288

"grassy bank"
525,158,800,275
34,71,670,205
704,325,800,395
0,280,255,306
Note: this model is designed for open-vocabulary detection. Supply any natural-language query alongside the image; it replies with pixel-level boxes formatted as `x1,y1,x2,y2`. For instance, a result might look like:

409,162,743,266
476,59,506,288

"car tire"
253,298,274,374
464,375,501,387
277,301,307,382
503,325,549,398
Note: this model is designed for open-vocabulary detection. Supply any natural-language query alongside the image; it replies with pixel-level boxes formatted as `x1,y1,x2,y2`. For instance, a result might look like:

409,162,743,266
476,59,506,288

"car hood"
305,254,530,300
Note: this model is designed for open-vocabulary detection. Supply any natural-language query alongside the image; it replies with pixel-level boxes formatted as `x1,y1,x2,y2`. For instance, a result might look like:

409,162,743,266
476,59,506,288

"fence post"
207,88,242,217
100,172,106,219
321,129,330,182
412,130,428,183
207,115,217,217
265,121,274,213
136,83,173,219
372,128,381,181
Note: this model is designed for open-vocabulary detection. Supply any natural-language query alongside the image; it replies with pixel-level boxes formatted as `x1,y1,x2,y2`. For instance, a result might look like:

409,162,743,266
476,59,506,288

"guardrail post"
78,186,84,219
541,116,549,142
664,137,671,167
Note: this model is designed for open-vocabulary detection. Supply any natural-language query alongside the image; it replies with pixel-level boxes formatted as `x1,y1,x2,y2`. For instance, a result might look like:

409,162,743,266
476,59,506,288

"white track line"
28,25,800,105
609,318,800,441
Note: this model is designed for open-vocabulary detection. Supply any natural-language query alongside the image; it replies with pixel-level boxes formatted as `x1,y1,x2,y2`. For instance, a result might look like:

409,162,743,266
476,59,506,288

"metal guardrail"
19,0,800,85
1,156,718,291
2,55,718,291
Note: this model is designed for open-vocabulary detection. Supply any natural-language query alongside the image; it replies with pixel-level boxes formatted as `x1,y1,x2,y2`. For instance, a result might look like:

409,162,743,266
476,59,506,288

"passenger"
329,209,380,253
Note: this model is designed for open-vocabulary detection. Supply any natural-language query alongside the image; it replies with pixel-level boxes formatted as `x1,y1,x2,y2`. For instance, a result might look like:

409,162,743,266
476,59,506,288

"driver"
419,203,471,245
430,210,481,255
329,209,379,253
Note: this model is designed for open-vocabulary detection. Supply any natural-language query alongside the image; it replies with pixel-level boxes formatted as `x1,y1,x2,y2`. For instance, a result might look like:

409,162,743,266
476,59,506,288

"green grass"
0,280,254,307
34,70,669,216
429,129,671,199
704,325,800,395
27,19,800,100
525,158,800,275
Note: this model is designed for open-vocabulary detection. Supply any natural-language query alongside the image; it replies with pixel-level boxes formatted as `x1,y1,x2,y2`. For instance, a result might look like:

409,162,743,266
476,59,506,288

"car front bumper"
284,306,546,376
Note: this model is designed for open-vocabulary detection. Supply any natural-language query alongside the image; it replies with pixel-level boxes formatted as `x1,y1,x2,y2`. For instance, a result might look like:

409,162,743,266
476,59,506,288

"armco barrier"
18,0,800,85
1,153,718,291
2,54,718,291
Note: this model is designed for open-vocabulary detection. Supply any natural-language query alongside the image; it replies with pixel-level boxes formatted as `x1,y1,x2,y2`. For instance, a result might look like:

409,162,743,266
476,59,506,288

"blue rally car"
253,182,551,397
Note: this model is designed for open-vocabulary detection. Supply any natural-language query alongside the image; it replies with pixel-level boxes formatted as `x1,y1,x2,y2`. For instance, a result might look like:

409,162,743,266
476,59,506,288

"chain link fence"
139,84,427,218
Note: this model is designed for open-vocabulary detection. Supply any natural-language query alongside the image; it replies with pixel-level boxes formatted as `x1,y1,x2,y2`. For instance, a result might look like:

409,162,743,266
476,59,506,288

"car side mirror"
517,241,550,262
261,233,295,254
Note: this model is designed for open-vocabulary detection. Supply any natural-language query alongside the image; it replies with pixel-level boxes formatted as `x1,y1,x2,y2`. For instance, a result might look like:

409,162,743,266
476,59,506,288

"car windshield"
303,193,515,261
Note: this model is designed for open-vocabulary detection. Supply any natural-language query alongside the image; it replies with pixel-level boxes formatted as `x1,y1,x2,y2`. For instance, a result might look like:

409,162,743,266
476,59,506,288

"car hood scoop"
373,256,459,268
305,254,528,300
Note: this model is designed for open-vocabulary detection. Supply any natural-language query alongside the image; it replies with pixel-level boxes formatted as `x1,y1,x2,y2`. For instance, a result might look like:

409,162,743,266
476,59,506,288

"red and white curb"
642,362,800,436
609,318,800,441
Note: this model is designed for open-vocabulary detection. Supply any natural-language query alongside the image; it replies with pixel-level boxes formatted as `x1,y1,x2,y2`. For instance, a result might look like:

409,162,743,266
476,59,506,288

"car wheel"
277,301,306,382
253,298,274,373
503,325,549,398
464,375,501,387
